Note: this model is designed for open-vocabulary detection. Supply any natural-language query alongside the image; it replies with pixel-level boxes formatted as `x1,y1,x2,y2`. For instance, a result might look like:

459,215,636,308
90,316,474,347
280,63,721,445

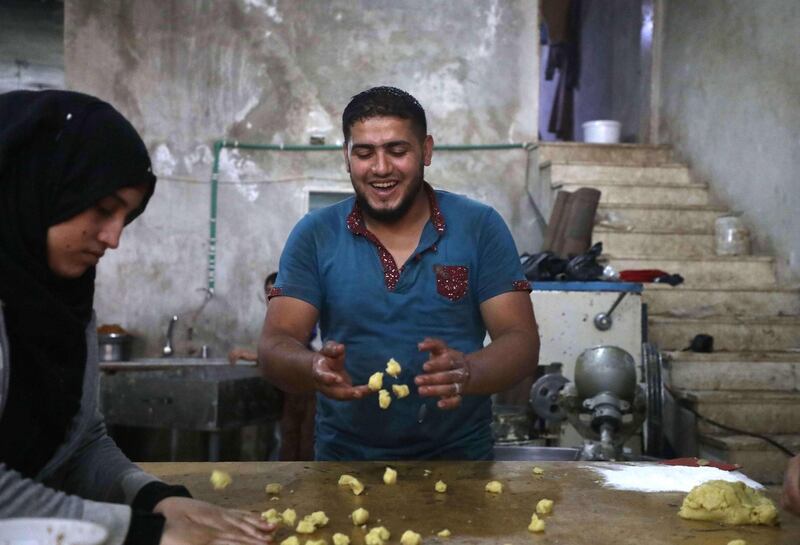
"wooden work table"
141,461,800,545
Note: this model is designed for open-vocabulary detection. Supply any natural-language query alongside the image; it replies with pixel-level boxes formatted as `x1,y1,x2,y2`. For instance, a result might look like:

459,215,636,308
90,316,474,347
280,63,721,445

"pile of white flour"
586,463,764,493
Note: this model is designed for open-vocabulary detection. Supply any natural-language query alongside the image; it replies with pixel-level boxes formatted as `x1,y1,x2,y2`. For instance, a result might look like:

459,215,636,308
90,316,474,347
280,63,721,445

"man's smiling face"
344,116,433,224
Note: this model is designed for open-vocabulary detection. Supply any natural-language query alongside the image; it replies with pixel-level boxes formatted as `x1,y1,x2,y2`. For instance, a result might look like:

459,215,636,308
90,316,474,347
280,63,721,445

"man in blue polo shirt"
258,86,539,460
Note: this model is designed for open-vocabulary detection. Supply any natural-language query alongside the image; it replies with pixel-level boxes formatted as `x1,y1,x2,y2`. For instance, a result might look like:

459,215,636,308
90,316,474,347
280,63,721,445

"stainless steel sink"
99,359,280,461
493,445,581,461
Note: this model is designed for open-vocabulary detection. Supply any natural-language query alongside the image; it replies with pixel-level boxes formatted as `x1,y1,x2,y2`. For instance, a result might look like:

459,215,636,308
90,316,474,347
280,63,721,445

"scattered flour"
586,463,764,493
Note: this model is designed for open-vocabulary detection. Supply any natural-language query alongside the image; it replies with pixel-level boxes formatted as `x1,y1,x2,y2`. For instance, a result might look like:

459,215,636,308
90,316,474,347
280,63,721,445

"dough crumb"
436,529,451,538
210,469,232,490
308,511,329,527
365,527,391,545
434,480,447,493
305,540,326,545
280,536,300,545
532,466,545,475
678,480,778,526
379,389,391,409
282,508,297,526
368,372,384,391
727,540,747,545
351,507,370,526
400,530,421,545
386,358,402,377
296,519,316,534
332,533,350,545
261,508,282,524
528,513,546,533
536,498,554,515
265,482,283,495
423,469,432,477
697,458,710,466
384,467,398,485
338,474,365,495
485,480,503,494
392,384,410,399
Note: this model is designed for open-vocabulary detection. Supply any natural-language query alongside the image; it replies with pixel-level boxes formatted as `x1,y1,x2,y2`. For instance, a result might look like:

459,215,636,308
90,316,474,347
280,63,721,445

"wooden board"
141,461,800,545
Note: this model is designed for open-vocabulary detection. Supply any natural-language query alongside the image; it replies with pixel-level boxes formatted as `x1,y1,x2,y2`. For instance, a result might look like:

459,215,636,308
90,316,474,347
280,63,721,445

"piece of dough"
308,511,329,527
296,519,316,534
210,469,232,490
338,474,365,495
536,498,554,515
368,372,384,391
265,482,283,495
282,508,297,526
528,514,545,533
436,529,451,538
379,389,391,409
485,480,503,494
678,480,778,526
261,508,282,524
384,467,398,485
351,507,370,525
434,480,447,493
332,534,350,545
727,540,747,545
532,467,544,475
365,527,391,545
305,540,326,545
386,358,402,377
281,536,300,545
392,384,410,399
400,530,421,545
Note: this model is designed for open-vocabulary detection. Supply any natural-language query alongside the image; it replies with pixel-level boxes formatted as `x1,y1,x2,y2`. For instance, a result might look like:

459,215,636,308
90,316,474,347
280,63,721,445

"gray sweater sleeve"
0,310,162,545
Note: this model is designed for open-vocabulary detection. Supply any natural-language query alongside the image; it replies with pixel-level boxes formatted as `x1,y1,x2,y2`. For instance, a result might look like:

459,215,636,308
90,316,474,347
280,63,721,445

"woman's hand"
782,454,800,516
155,497,275,544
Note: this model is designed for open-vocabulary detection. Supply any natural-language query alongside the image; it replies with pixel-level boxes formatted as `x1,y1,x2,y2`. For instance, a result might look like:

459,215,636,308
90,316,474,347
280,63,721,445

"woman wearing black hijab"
0,91,273,545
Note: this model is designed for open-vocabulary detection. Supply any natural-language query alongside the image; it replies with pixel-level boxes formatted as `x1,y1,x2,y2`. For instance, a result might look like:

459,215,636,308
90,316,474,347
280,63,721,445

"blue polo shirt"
272,183,530,460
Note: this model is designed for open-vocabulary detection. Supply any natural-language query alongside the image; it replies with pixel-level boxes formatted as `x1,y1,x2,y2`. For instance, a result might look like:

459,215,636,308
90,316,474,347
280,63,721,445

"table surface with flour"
141,461,800,545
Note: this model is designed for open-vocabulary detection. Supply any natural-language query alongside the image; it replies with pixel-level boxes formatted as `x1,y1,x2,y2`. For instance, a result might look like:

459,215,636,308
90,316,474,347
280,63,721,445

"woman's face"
46,183,150,278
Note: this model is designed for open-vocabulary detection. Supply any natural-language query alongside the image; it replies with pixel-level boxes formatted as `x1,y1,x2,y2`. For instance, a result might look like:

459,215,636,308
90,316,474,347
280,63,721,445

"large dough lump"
678,480,778,526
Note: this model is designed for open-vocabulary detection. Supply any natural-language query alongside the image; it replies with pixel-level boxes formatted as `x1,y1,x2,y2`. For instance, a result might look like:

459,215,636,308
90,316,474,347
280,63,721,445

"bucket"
715,215,750,256
582,120,621,144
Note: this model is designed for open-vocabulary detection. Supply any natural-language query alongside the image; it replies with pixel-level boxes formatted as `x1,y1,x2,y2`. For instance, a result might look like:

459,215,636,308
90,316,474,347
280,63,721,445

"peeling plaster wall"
65,0,540,356
659,0,800,281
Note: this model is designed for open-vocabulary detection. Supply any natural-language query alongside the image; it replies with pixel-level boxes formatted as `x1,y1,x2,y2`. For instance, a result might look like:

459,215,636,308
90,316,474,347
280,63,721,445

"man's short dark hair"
342,86,427,143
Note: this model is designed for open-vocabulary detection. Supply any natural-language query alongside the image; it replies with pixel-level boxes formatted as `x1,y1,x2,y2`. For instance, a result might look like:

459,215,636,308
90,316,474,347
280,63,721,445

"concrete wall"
0,0,64,93
659,0,800,281
64,0,540,356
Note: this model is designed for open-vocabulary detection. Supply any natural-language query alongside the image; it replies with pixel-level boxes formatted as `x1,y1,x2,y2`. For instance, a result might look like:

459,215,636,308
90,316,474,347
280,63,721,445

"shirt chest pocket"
434,264,469,302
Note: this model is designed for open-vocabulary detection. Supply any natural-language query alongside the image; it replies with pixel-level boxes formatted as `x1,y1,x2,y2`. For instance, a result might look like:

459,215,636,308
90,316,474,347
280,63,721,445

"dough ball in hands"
386,358,402,377
368,372,384,391
678,480,778,526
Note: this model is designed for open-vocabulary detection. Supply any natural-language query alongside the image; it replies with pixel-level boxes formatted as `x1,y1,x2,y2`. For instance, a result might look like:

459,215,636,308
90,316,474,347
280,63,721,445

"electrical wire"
680,402,797,458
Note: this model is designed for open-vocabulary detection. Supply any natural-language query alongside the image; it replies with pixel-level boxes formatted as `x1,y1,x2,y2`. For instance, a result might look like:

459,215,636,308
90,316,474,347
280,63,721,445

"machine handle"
593,292,628,331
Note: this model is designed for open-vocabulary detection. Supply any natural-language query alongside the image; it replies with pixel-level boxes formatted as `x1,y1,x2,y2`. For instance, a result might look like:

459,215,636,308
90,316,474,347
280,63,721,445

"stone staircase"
539,142,800,483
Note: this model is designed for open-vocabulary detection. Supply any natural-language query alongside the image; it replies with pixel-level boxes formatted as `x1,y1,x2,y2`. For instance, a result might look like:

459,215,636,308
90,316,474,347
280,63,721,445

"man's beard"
354,164,425,224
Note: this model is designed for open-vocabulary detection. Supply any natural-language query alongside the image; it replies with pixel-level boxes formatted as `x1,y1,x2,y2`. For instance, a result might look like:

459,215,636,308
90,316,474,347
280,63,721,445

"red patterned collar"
346,182,445,236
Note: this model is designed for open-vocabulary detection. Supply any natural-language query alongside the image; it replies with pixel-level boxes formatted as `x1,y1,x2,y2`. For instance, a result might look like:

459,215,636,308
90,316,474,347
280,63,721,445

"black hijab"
0,90,156,477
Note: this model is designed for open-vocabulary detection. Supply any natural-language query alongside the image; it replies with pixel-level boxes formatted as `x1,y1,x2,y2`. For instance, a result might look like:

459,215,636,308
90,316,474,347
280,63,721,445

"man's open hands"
311,341,371,401
415,338,471,410
155,497,275,545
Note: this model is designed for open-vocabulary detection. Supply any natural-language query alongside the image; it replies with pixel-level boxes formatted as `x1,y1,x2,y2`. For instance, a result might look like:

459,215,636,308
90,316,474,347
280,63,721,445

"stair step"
538,142,673,165
596,229,714,258
606,255,777,289
677,390,800,436
549,162,692,185
556,181,710,205
698,434,800,484
596,203,727,232
648,315,800,351
643,286,800,316
665,351,800,391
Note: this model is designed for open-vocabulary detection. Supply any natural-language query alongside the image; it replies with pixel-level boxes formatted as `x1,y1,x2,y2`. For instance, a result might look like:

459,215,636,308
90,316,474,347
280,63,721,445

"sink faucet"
162,315,178,357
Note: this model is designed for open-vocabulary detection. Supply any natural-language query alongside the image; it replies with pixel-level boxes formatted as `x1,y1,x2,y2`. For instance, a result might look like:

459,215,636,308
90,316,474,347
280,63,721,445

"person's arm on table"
258,296,370,401
783,454,800,515
415,290,539,409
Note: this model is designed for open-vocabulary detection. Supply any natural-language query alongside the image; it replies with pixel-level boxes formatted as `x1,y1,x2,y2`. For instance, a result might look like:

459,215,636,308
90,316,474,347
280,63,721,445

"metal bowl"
97,333,132,362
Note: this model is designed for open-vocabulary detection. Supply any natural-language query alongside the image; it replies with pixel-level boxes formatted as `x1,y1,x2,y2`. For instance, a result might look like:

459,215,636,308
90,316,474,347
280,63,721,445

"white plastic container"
715,215,751,256
582,120,621,144
0,518,107,545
